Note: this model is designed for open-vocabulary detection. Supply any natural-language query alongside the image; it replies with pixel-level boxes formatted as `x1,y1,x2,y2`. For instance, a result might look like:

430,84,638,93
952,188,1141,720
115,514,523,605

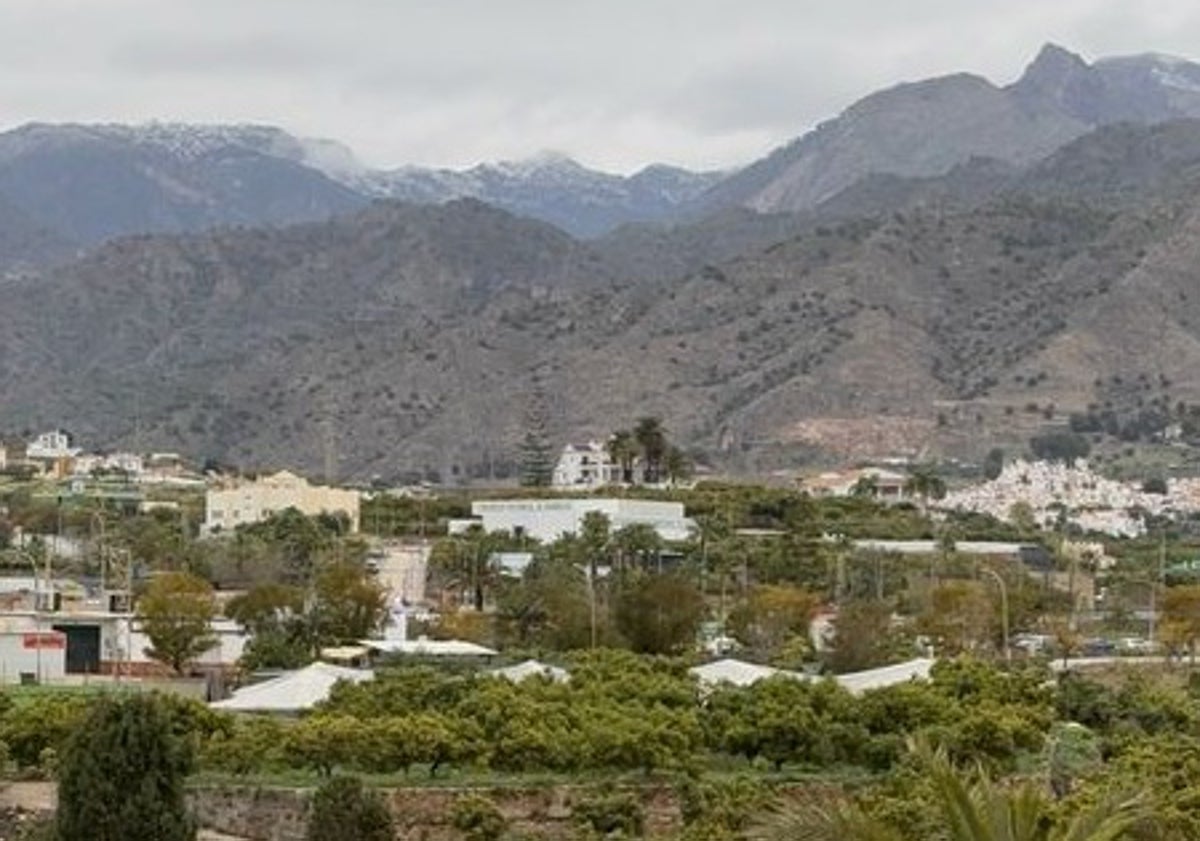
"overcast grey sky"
2,0,1199,173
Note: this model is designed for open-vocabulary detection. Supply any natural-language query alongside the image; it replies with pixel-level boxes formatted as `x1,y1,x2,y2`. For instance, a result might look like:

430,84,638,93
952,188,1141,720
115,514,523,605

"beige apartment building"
203,470,360,534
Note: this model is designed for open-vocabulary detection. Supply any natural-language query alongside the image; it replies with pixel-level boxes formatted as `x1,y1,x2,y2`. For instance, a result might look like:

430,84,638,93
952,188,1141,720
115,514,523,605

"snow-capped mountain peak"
11,121,368,177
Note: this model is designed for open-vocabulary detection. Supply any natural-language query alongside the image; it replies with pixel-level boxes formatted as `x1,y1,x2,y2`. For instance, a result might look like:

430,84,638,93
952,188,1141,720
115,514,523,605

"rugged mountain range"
3,43,1200,267
0,123,717,264
6,116,1200,478
0,123,366,256
358,155,722,238
701,44,1200,213
6,44,1200,477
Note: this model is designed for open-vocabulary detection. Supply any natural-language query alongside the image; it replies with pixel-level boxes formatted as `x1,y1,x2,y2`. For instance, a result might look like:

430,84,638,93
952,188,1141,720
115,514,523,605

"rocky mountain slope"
360,155,722,238
2,42,1198,268
700,44,1200,214
0,123,717,266
6,116,1200,479
7,47,1200,477
0,123,368,249
0,200,620,479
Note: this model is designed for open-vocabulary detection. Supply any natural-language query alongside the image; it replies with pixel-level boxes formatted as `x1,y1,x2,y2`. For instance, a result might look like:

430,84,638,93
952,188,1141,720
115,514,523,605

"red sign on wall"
22,633,65,650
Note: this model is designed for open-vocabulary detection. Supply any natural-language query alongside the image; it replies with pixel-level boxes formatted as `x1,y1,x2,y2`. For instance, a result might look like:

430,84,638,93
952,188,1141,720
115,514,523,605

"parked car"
1117,636,1158,655
1012,633,1051,655
1082,637,1116,657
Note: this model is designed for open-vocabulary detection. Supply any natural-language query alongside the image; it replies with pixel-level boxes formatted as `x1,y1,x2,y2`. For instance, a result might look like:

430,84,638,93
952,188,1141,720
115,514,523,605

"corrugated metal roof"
487,659,569,682
210,662,374,712
361,637,498,657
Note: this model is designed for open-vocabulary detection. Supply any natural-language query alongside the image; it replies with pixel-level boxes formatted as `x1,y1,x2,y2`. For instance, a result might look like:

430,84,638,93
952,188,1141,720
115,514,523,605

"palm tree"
663,446,692,485
752,744,1146,841
905,464,947,516
851,474,879,499
606,429,639,484
633,417,668,483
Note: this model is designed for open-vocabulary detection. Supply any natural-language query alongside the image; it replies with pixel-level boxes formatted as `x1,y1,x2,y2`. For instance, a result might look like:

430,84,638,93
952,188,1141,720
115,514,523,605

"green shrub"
307,775,393,841
573,790,644,838
55,694,195,841
451,794,507,841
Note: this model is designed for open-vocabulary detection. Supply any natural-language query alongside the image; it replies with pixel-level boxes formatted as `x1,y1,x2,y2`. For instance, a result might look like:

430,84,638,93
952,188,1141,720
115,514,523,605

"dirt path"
0,783,54,813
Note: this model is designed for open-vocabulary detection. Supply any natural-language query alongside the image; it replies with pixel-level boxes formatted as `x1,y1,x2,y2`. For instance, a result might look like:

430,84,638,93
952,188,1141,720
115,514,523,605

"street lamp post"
15,549,43,683
982,568,1011,664
574,563,598,648
91,511,106,592
588,570,597,649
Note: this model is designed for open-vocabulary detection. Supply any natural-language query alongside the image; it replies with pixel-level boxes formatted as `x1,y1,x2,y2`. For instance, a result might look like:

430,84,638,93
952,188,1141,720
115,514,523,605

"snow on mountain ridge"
1152,67,1200,93
6,121,368,177
0,120,719,237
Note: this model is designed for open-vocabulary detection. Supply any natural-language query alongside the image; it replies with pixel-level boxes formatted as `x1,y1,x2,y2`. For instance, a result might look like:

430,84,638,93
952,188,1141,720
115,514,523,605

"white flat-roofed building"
801,467,911,501
453,498,695,543
0,608,245,679
203,470,360,534
26,430,80,460
72,452,145,477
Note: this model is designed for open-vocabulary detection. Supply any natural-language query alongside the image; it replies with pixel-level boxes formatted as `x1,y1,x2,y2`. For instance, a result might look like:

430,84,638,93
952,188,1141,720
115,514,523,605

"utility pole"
589,571,597,649
23,550,42,684
321,415,336,485
1149,525,1167,649
982,568,1011,664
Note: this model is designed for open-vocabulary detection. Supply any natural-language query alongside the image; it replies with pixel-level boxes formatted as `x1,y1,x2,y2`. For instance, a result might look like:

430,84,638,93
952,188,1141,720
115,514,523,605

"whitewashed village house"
801,467,912,502
552,441,620,489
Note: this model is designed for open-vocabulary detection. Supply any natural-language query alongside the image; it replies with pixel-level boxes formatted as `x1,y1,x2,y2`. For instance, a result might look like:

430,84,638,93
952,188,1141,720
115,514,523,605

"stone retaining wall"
189,783,684,841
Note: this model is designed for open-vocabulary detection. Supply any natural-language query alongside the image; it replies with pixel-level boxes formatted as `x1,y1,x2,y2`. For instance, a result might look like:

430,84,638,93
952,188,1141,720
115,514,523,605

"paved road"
1048,656,1172,670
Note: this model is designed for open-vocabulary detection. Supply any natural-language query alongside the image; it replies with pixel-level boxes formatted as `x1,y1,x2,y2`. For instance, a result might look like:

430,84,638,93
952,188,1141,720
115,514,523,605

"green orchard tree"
311,559,388,646
614,572,706,654
137,571,218,674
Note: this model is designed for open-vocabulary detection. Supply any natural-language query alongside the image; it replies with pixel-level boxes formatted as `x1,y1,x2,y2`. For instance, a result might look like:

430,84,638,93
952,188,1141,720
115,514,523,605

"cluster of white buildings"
943,458,1200,537
1,429,197,486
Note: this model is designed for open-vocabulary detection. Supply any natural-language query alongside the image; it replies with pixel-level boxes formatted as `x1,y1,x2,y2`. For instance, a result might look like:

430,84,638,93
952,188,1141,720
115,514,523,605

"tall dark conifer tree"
518,378,555,487
55,695,195,841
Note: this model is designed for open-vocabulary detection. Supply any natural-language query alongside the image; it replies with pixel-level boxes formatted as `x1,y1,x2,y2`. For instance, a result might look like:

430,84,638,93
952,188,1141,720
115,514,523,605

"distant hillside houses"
73,451,144,476
552,441,620,489
21,429,81,477
941,458,1189,537
26,429,80,460
0,429,201,486
799,467,912,502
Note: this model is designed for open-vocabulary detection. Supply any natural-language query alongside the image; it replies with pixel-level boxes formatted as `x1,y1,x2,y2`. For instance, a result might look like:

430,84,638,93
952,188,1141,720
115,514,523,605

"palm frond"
748,796,903,841
1055,792,1148,841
